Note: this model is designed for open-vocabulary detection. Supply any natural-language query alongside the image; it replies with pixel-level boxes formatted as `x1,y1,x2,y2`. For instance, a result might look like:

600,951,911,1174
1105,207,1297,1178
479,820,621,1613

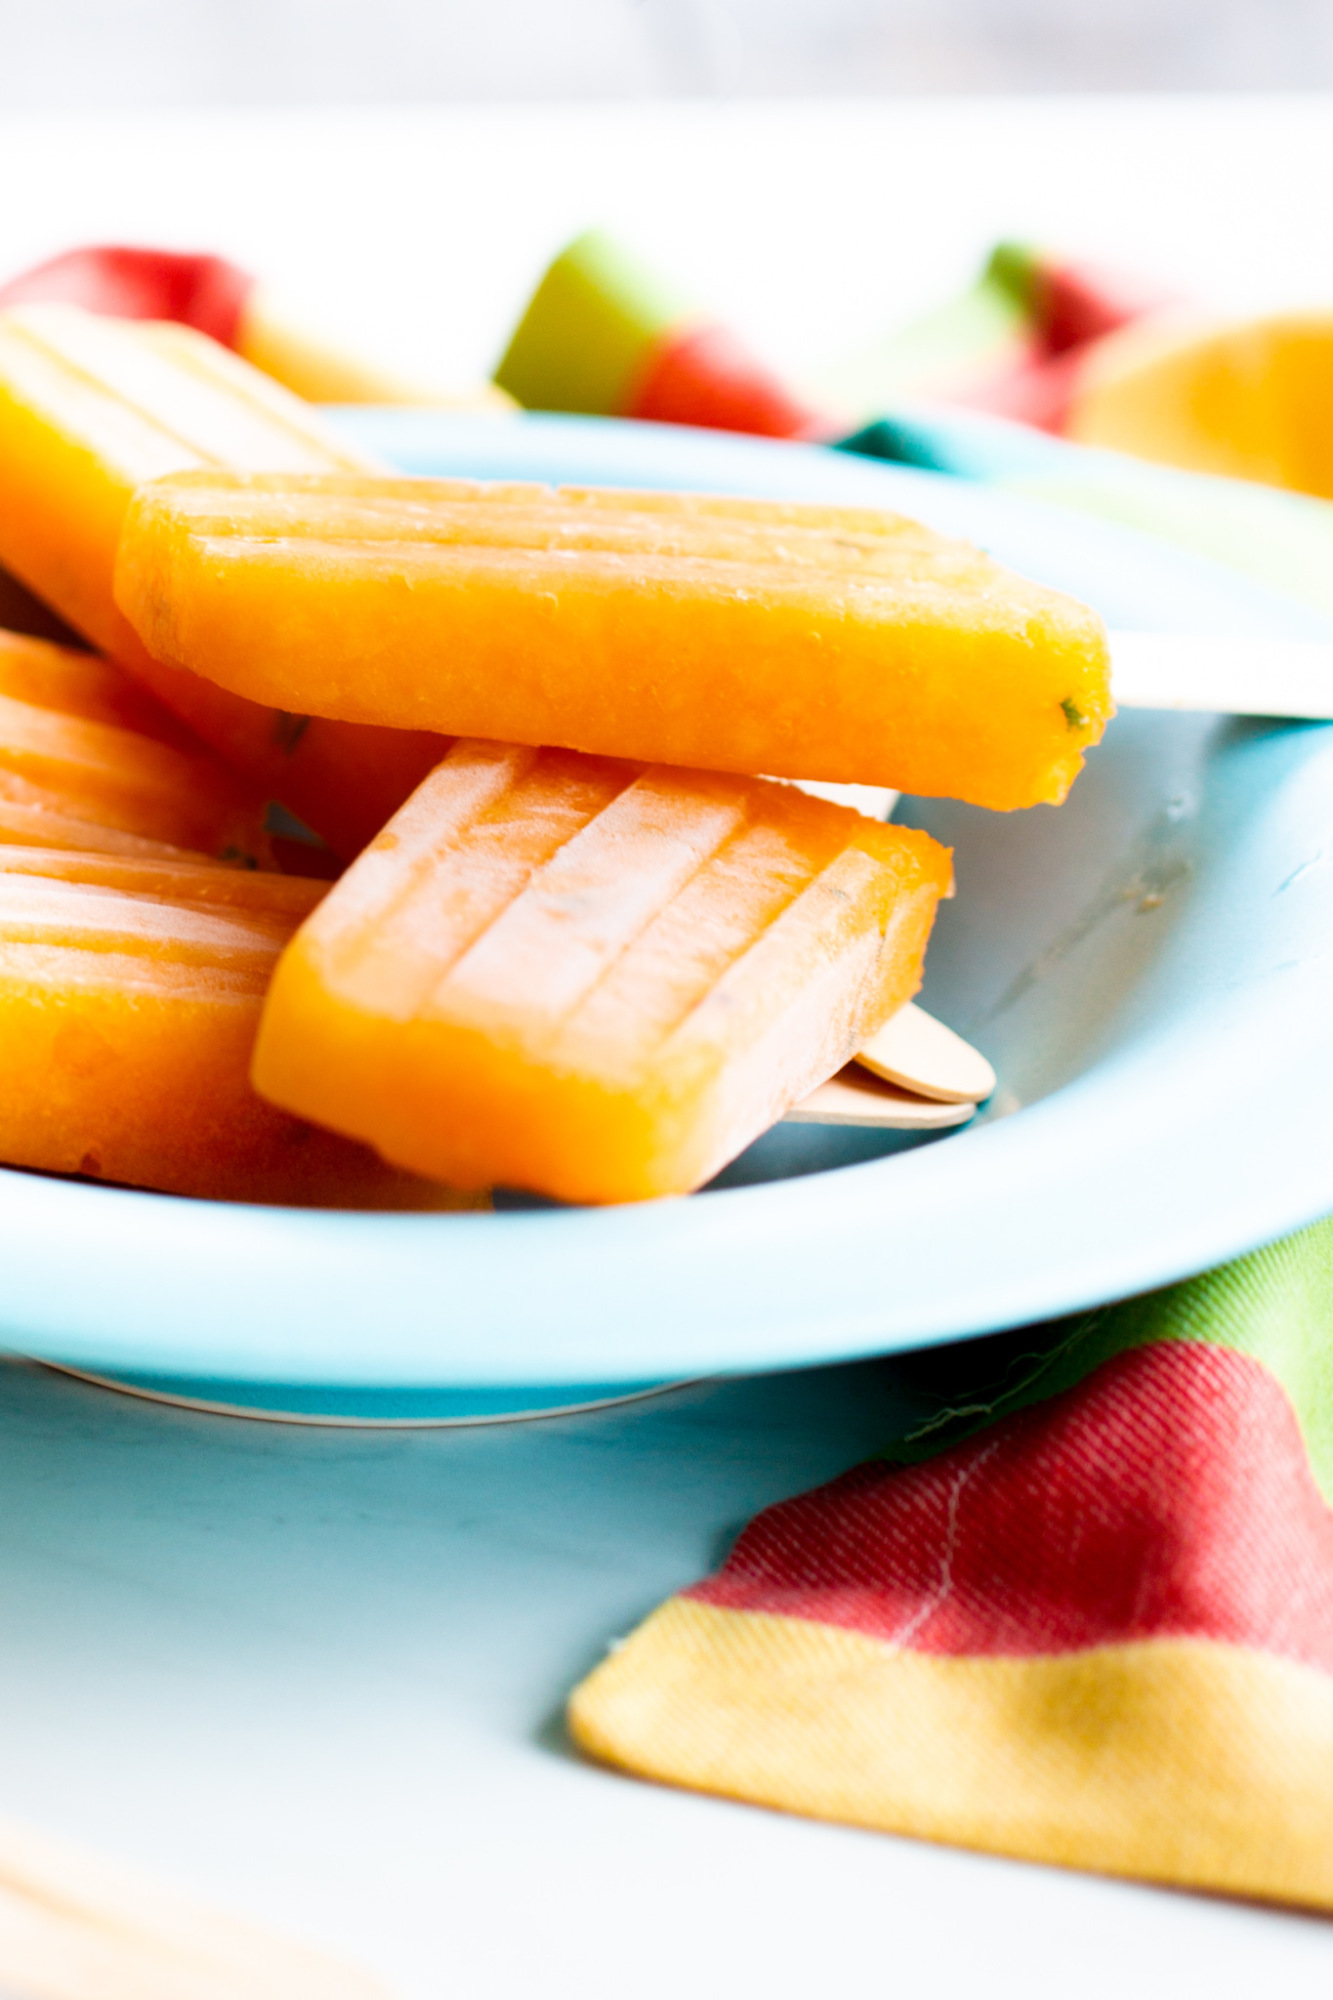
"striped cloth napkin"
570,1220,1333,1909
13,230,1333,1910
528,235,1333,1910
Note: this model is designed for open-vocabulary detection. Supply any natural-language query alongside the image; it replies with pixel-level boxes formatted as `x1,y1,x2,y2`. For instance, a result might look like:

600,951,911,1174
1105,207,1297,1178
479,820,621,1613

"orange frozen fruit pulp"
252,741,952,1204
0,624,476,1204
0,305,446,855
0,846,481,1207
117,471,1112,813
0,841,328,917
0,625,272,864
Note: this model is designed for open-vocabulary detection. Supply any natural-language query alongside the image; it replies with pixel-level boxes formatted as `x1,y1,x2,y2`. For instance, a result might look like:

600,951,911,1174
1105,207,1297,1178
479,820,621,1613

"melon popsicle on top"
115,472,1113,811
251,740,953,1205
0,304,448,855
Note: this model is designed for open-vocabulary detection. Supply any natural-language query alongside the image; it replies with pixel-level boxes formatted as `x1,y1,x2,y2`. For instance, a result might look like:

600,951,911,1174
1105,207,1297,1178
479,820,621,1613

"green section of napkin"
884,1216,1333,1499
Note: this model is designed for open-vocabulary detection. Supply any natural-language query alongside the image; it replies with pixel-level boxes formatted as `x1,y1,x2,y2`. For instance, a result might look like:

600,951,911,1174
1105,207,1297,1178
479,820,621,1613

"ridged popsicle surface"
117,471,1113,811
0,626,271,863
0,306,447,853
253,741,952,1203
0,633,476,1206
0,862,473,1207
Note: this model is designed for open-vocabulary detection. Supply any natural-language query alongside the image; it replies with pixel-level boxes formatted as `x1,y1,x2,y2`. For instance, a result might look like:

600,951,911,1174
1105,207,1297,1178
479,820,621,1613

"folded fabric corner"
570,1218,1333,1909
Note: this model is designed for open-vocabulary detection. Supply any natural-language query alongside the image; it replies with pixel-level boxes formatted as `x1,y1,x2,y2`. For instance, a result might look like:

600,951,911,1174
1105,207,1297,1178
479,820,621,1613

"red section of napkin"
689,1342,1333,1671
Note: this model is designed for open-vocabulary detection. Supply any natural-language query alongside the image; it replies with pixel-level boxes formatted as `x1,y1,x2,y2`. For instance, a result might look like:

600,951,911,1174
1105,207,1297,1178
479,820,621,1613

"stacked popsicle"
0,296,1112,1205
0,626,473,1206
0,302,451,856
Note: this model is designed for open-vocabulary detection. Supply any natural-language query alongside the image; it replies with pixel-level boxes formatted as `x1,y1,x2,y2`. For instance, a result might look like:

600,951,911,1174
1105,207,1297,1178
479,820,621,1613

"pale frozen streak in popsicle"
252,741,952,1203
0,840,328,917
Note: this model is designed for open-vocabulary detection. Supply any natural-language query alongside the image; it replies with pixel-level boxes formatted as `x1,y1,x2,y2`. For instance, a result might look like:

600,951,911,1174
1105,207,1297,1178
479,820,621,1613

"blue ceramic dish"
6,413,1333,1415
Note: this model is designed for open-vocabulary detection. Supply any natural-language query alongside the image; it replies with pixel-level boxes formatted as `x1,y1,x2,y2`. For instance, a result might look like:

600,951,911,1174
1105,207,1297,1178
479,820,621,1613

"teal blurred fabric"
841,407,1333,624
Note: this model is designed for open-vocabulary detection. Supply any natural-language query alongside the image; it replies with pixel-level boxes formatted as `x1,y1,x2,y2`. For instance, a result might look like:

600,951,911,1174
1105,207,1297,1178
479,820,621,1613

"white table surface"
2,97,1333,1997
2,1358,1331,2000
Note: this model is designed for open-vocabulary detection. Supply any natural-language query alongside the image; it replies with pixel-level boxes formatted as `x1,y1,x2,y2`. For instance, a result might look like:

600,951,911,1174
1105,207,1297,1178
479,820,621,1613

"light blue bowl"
6,413,1333,1418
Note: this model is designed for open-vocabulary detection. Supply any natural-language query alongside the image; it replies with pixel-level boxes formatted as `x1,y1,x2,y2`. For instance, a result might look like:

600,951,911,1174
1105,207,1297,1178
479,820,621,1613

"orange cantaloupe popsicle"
251,741,953,1204
0,793,214,859
117,472,1113,812
0,620,204,744
0,305,447,854
0,862,481,1207
0,842,329,918
0,626,272,863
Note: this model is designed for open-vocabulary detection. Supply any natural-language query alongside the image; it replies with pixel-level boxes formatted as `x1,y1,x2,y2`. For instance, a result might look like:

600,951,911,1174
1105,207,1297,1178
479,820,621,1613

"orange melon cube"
0,851,479,1207
0,305,446,854
251,742,952,1204
116,471,1112,812
1068,310,1333,498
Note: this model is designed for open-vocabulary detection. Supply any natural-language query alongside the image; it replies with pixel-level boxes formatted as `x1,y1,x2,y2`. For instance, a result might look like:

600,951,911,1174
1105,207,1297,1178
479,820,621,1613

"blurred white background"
1,0,1332,105
1,6,1331,393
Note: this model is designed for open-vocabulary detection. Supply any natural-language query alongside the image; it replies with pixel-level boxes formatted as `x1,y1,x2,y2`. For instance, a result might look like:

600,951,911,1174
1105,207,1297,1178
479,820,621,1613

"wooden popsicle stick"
786,1065,976,1129
790,778,900,821
0,1812,392,2000
855,1001,997,1104
1109,631,1333,719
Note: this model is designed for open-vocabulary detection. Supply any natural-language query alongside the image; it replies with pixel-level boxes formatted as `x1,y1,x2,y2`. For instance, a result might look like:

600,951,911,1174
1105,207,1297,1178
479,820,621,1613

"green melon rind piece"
494,229,694,416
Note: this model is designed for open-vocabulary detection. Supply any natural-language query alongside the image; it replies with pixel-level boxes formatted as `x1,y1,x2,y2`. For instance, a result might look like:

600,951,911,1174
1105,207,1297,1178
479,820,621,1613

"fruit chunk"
0,304,446,853
1066,311,1333,498
252,742,952,1204
0,242,515,409
0,859,478,1207
117,472,1112,812
494,227,824,437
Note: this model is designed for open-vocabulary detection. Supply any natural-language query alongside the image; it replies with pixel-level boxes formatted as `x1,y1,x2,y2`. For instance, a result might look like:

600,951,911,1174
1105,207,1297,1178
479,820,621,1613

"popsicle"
251,741,952,1204
118,472,1112,812
0,625,272,863
0,841,328,917
0,303,448,855
0,793,211,859
0,854,477,1206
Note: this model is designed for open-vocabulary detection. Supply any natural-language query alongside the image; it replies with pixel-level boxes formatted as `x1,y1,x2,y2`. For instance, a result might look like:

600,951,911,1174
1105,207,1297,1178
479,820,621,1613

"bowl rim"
2,411,1330,1389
